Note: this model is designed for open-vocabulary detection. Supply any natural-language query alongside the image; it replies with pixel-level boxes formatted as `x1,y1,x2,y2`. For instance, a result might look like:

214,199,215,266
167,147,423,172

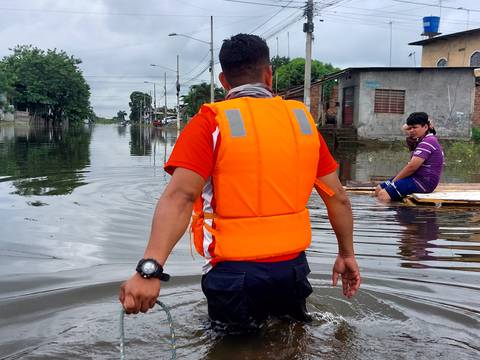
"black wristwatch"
136,258,170,281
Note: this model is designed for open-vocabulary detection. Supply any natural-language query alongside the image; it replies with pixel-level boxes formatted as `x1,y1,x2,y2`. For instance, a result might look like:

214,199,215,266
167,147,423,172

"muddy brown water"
0,124,479,359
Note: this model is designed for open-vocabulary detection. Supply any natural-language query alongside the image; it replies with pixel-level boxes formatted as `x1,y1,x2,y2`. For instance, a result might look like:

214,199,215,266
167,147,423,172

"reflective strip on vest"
293,108,313,135
225,109,246,137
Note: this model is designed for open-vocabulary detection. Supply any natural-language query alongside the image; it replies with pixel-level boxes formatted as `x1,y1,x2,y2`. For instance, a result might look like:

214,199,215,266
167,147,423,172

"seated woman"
375,112,444,202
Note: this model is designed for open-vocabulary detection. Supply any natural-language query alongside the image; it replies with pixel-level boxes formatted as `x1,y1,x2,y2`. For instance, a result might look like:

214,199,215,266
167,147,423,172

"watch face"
141,261,157,275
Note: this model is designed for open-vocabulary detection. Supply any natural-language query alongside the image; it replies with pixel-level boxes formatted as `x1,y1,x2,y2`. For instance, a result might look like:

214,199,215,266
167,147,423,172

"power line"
391,0,480,13
321,7,480,29
0,6,266,17
250,1,294,33
261,11,304,40
223,0,302,9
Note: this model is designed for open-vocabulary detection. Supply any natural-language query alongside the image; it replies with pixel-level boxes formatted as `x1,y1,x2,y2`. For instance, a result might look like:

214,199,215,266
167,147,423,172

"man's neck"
226,83,273,100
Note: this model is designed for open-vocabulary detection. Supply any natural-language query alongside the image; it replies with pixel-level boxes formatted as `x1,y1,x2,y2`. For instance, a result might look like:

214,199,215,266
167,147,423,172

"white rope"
119,300,177,360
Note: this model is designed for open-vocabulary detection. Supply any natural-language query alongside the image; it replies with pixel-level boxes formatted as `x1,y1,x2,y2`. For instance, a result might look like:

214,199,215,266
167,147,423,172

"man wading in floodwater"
119,34,361,327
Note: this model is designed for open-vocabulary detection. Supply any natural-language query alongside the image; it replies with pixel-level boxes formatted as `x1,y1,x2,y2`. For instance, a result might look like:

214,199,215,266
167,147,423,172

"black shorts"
201,252,312,326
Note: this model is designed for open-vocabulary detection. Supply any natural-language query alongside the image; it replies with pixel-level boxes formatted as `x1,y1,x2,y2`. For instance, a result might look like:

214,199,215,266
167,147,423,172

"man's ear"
264,65,273,88
219,72,231,91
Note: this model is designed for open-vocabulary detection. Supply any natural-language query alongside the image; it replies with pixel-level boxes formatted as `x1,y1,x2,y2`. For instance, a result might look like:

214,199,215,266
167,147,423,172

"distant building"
282,67,477,140
323,67,476,140
0,93,14,122
409,28,480,68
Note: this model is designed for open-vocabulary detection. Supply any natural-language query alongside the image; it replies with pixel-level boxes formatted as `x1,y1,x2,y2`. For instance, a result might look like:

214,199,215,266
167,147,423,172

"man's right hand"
332,255,361,298
119,273,161,314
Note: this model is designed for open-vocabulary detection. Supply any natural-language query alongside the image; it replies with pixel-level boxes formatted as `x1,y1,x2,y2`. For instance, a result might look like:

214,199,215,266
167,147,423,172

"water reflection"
390,205,480,271
117,123,127,137
395,206,439,267
128,125,179,159
0,124,91,195
0,124,479,359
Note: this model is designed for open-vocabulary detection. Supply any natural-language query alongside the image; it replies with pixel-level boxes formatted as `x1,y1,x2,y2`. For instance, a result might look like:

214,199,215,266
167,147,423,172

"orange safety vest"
191,96,322,262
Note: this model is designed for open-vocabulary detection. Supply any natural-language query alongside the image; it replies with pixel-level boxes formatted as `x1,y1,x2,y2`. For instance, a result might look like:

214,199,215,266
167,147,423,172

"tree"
181,82,226,117
117,110,127,122
271,56,290,75
128,91,151,123
0,45,93,124
275,58,339,92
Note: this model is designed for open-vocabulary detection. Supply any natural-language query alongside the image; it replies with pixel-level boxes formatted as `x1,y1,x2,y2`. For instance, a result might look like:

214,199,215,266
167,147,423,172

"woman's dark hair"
219,34,270,87
406,112,436,135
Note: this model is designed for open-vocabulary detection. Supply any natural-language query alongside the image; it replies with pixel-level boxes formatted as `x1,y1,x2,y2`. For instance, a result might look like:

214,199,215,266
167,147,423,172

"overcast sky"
1,0,479,117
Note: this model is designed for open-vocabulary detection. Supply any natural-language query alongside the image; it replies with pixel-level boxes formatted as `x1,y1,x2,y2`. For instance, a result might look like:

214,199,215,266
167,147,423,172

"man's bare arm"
143,167,206,265
315,172,354,256
315,171,361,298
119,168,205,314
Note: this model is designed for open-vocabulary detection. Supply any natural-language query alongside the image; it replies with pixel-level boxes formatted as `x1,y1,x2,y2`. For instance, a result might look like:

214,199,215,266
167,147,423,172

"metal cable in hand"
119,300,177,360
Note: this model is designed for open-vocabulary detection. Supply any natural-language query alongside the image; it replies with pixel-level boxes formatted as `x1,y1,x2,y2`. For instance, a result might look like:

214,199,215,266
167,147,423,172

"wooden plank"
344,182,480,193
411,191,480,203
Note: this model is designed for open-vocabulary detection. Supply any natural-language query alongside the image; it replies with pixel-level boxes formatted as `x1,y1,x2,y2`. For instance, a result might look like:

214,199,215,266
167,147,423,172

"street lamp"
457,7,470,30
169,15,214,104
151,62,181,129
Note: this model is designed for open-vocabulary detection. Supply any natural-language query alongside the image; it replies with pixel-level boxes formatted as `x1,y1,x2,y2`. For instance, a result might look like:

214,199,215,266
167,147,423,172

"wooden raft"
344,181,480,206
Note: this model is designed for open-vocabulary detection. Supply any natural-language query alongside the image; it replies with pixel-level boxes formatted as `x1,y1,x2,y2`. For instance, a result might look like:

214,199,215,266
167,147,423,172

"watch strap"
136,258,170,281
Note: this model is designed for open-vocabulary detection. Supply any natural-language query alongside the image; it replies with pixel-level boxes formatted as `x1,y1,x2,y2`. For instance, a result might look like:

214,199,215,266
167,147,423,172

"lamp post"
457,7,470,30
143,80,156,111
151,62,181,129
169,15,214,103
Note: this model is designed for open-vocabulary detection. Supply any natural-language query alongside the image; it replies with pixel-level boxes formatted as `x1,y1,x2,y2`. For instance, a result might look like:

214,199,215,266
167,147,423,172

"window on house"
437,58,448,67
374,89,405,114
470,51,480,67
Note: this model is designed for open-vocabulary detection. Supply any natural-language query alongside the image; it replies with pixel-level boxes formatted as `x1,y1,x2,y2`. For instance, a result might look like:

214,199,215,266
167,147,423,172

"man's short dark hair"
219,34,270,87
406,112,429,126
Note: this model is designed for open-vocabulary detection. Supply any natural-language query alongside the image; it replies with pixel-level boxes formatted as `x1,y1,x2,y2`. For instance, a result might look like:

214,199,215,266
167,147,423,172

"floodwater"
0,124,479,359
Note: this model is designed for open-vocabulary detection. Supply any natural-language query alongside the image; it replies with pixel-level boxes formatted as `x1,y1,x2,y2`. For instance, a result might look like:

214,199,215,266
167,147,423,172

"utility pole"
164,72,167,123
303,0,314,111
176,54,181,129
275,36,279,93
153,82,156,113
210,15,215,103
276,36,279,58
389,21,393,67
287,32,290,59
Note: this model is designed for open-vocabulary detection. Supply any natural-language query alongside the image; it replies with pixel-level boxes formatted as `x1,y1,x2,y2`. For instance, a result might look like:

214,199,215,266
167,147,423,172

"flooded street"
0,124,479,359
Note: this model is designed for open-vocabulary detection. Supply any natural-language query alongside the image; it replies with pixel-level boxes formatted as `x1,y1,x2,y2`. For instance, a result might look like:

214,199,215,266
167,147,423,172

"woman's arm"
392,156,425,182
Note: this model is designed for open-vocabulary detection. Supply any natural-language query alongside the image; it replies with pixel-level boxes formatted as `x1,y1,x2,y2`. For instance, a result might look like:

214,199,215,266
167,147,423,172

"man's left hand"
119,273,161,314
332,255,361,298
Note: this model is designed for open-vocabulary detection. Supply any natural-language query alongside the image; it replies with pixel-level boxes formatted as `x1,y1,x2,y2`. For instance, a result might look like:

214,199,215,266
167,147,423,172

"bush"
473,127,480,142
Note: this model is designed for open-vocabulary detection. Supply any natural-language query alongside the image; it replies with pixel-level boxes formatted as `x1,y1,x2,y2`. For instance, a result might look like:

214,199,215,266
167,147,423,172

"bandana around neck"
225,83,273,100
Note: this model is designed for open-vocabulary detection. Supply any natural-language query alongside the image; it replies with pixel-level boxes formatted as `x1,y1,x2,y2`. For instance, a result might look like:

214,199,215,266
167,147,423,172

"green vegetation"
442,140,480,182
128,91,151,123
275,58,339,92
94,116,118,124
472,127,480,142
181,83,226,117
271,56,290,75
0,45,93,124
115,110,127,122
